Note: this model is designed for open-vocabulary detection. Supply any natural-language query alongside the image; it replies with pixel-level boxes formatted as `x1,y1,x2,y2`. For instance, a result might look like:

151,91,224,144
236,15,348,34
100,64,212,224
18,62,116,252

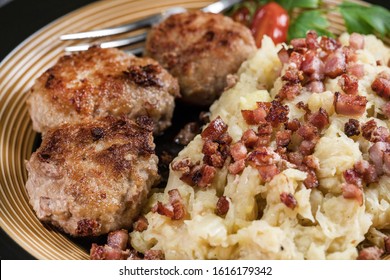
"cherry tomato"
250,2,289,47
231,6,251,27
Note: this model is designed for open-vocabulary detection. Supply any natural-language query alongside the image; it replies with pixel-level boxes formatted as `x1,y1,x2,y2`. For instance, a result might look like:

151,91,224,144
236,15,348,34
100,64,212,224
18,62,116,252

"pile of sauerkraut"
130,32,390,260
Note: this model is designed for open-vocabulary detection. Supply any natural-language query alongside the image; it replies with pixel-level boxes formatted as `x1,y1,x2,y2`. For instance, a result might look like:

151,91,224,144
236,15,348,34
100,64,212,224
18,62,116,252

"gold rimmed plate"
0,0,388,260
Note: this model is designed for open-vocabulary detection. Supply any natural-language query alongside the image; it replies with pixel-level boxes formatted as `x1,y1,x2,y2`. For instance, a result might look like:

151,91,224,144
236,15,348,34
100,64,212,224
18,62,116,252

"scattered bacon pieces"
144,250,165,260
338,74,359,95
107,229,128,250
303,169,319,189
320,36,340,52
168,189,186,220
343,169,362,187
357,247,384,260
152,189,186,220
301,50,325,81
324,49,346,78
257,164,280,182
346,63,364,79
276,130,292,147
371,71,390,100
354,160,378,184
171,158,192,173
133,216,148,232
305,80,324,93
361,120,378,141
241,129,259,148
344,119,360,137
266,100,290,127
230,141,247,161
241,107,267,124
280,192,297,209
216,196,230,216
201,116,228,141
90,243,130,260
228,158,246,175
369,141,390,176
334,92,367,116
307,108,329,130
341,183,363,206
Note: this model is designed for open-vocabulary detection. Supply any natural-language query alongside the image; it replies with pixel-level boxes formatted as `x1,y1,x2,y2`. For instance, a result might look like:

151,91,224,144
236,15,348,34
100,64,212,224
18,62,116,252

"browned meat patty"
25,115,159,237
145,11,256,106
26,47,179,135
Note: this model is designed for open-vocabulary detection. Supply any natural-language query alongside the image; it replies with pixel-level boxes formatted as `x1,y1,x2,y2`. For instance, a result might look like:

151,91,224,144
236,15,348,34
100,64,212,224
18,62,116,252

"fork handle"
60,14,162,40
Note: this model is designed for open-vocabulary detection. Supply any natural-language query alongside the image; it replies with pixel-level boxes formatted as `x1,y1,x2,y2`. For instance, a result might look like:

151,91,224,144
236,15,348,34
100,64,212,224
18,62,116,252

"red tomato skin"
250,2,289,47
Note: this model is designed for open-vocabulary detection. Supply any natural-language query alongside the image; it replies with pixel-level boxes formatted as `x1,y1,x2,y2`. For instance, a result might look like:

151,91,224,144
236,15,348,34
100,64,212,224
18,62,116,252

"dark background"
0,0,389,259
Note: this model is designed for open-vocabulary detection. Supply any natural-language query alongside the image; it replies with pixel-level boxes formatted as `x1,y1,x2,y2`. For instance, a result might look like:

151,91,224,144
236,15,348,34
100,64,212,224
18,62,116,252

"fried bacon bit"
369,141,390,176
305,80,324,93
334,92,367,116
241,129,259,148
168,189,186,220
201,116,228,141
180,164,216,188
133,216,148,232
346,63,364,79
216,196,230,216
320,36,340,52
246,148,280,182
276,130,292,147
343,169,362,187
357,247,384,260
344,119,360,137
278,47,290,64
371,71,390,100
301,50,325,81
303,155,319,170
230,141,247,161
90,243,130,260
257,164,280,182
349,33,365,50
354,160,378,184
278,82,301,101
282,67,304,83
285,118,301,132
289,52,304,69
280,192,297,209
361,120,378,141
241,107,267,125
338,74,359,95
303,169,319,189
107,229,128,250
341,183,363,206
266,101,290,127
291,38,307,50
288,151,304,166
127,250,142,260
307,108,329,130
324,49,346,78
152,201,174,218
297,123,318,141
171,158,192,173
228,159,246,175
306,30,319,50
144,250,165,260
201,118,232,169
152,189,186,220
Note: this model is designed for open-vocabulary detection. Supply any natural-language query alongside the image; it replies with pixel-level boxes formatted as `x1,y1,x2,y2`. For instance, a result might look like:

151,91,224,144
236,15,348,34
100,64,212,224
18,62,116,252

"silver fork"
60,0,241,54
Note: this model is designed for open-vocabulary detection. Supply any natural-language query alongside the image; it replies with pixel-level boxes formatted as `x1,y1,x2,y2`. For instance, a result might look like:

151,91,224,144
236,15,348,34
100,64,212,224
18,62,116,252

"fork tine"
64,32,147,52
60,14,161,40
